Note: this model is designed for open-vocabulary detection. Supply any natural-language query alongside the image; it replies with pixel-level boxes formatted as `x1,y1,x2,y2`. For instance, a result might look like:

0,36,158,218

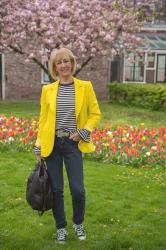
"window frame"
0,54,5,100
41,60,51,85
123,53,146,83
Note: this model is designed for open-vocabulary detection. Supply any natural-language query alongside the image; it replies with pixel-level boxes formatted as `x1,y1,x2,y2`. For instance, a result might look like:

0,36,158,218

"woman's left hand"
69,132,81,142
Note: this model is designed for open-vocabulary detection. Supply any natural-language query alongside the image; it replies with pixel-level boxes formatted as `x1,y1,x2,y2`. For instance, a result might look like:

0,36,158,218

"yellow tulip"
141,136,146,141
122,137,127,142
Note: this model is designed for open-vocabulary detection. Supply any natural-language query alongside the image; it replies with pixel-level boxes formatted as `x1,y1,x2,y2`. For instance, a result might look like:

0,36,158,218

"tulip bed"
0,115,165,167
92,123,166,167
0,115,38,151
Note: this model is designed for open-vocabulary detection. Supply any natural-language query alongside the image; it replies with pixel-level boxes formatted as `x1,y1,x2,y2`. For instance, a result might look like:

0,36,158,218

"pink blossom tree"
0,0,156,80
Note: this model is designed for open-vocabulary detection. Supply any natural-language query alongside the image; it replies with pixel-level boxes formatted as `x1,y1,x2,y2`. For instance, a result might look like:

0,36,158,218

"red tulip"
8,129,14,137
0,130,3,139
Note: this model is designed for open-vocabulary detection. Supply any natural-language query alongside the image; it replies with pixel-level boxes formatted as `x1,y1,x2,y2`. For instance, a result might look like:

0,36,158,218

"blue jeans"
45,136,85,229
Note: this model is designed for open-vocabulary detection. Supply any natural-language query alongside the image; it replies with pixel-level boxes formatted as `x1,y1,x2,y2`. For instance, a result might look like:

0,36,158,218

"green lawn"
100,101,166,128
1,100,166,127
0,101,39,119
0,101,166,250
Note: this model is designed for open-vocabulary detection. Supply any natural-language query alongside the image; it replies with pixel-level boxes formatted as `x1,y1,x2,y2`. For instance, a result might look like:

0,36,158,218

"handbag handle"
38,159,47,177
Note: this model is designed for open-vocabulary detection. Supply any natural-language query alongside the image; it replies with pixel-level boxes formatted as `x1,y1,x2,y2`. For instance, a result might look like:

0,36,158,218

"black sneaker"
56,228,68,244
73,224,86,240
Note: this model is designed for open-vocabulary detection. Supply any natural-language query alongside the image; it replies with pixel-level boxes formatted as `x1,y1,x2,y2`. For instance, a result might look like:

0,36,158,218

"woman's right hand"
36,154,42,162
33,146,42,162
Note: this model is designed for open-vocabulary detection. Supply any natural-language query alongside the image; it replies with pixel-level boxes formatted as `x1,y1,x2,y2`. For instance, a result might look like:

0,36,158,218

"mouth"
61,69,70,73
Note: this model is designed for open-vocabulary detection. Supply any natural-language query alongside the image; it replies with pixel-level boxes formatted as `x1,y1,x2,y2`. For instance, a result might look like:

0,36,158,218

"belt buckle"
57,130,69,138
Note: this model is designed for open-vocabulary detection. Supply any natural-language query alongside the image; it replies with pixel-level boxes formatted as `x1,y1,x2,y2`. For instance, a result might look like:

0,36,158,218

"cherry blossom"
0,0,159,78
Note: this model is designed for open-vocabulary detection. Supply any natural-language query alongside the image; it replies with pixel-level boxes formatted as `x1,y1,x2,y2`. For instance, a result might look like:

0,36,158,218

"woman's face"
55,55,73,78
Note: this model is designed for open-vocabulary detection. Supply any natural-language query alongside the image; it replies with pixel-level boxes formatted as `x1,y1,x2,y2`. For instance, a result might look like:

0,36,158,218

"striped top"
56,82,76,130
57,82,90,141
34,82,90,155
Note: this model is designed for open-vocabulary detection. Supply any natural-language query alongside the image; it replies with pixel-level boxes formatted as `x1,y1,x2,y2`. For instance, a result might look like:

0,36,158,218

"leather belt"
55,129,70,138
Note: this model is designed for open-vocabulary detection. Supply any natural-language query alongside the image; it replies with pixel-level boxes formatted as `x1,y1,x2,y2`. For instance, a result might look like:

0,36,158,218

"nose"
61,61,66,66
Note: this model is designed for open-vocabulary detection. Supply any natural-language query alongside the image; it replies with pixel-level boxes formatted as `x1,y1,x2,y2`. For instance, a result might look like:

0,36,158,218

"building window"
41,61,50,84
156,54,166,82
124,54,145,82
147,52,155,68
146,52,156,83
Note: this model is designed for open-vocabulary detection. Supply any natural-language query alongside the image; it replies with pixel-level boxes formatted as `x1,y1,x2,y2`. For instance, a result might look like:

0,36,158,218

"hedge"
108,83,166,111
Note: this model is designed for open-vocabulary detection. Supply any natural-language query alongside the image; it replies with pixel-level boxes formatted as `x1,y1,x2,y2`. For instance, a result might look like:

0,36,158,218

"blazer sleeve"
35,86,48,148
83,82,101,133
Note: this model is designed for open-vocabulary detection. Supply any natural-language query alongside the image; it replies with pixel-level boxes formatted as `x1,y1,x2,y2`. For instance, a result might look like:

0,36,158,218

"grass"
100,101,166,128
0,151,166,250
0,101,39,119
1,100,166,127
0,101,166,249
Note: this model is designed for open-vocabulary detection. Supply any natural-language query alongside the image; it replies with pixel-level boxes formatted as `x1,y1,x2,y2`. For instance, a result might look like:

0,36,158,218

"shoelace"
75,224,85,236
57,228,67,241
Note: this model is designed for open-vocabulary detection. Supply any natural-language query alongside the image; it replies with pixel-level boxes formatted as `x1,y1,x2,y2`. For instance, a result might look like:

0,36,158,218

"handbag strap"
38,159,50,216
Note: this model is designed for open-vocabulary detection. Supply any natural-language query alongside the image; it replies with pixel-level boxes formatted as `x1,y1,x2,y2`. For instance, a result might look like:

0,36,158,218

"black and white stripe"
56,83,90,142
56,83,77,131
34,146,41,155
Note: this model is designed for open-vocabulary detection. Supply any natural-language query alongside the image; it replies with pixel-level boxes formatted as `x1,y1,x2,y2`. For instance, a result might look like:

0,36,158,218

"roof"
139,33,166,50
141,24,166,32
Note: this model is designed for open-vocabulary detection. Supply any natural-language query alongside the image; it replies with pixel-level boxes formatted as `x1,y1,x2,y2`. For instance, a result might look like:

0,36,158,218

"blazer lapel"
49,80,59,113
74,77,85,120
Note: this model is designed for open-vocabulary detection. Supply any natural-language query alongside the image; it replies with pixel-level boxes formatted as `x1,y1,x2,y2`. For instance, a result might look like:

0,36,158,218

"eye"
64,60,70,63
56,59,70,65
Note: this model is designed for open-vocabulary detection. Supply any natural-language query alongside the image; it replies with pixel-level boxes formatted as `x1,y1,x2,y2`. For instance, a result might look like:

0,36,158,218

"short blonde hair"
48,48,76,80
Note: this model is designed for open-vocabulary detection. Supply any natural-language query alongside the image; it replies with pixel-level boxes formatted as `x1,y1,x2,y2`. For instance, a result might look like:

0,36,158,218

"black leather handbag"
26,159,53,215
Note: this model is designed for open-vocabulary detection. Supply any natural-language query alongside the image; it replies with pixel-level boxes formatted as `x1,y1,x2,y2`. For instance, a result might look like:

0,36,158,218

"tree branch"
10,45,53,81
32,57,54,82
10,45,93,81
75,56,92,76
10,45,24,54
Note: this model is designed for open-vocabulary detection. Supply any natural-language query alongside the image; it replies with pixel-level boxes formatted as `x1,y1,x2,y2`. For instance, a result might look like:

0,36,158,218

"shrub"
108,83,166,111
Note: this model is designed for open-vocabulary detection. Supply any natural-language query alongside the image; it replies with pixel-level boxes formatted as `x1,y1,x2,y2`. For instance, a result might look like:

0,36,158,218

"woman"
34,48,101,244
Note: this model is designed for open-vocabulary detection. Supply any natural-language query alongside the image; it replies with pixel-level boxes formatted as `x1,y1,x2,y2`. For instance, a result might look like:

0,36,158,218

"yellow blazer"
35,77,101,157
